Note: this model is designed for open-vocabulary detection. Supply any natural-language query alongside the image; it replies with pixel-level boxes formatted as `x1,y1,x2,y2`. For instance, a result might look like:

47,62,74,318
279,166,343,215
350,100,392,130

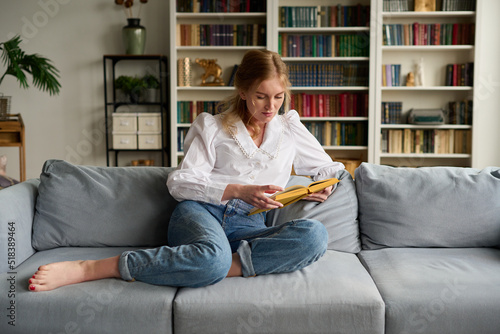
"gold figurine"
195,58,224,86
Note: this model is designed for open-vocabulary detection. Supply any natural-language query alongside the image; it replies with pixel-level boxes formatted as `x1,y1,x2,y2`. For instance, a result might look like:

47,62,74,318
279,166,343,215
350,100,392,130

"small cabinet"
103,55,169,167
111,112,163,150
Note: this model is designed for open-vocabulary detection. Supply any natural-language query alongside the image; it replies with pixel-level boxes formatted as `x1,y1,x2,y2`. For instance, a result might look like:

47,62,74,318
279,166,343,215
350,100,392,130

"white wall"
0,0,499,181
0,0,169,180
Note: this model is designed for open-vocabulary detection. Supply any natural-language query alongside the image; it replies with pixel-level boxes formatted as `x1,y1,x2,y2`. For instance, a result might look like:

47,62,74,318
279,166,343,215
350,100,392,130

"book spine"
291,93,369,117
278,5,370,28
382,129,472,154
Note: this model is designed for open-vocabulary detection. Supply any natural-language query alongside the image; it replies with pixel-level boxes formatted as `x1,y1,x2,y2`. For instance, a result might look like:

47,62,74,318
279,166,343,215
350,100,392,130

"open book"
248,177,339,216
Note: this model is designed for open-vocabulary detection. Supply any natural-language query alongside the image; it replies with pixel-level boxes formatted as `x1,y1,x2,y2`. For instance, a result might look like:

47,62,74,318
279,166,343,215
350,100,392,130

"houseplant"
143,74,159,103
0,35,61,96
114,75,146,103
0,35,60,119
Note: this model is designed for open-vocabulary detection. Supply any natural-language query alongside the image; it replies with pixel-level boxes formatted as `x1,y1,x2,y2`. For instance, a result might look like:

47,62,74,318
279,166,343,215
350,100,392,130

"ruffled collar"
229,115,284,159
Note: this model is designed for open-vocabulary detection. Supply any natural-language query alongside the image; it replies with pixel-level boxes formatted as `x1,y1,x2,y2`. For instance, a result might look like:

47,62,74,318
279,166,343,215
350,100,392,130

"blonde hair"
217,50,291,139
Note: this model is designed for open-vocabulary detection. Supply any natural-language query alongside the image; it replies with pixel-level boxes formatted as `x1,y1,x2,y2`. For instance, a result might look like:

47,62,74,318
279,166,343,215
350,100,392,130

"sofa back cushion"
355,163,500,249
33,160,177,250
267,169,361,253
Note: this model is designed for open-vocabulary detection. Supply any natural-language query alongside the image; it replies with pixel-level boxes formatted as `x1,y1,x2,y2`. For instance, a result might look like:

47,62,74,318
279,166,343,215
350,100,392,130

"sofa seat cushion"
355,163,500,249
0,247,177,334
33,160,177,250
267,169,361,253
172,250,384,334
359,248,500,334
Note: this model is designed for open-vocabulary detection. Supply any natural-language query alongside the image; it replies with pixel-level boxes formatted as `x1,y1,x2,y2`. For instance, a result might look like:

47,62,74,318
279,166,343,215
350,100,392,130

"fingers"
251,186,284,209
261,185,284,194
252,195,283,209
303,186,333,202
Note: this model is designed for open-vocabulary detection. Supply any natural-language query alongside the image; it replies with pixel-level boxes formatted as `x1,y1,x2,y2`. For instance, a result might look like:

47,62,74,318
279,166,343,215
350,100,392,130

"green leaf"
0,35,61,95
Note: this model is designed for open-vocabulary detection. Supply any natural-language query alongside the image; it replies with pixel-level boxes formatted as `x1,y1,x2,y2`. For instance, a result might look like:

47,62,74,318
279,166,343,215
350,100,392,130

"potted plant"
142,74,159,103
0,35,61,118
114,75,145,103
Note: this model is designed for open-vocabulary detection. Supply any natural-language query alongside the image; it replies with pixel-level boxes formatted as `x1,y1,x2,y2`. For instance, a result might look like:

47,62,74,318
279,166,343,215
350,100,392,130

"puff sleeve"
167,113,227,204
285,110,345,180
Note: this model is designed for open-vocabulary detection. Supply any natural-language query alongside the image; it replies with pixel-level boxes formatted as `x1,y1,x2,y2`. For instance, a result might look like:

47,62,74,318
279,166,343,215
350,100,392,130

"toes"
29,283,50,292
37,264,50,272
29,278,42,285
29,270,49,292
32,270,48,279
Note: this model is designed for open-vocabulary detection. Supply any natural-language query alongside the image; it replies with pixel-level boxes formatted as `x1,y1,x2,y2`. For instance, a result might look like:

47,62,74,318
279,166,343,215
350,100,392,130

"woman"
28,50,344,292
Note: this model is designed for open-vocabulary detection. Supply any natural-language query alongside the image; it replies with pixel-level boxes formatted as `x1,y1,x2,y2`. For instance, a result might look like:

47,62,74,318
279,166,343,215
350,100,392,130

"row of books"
177,99,470,127
382,100,473,125
177,120,368,151
382,63,473,87
383,23,475,46
382,64,402,87
381,129,471,154
441,0,476,11
304,121,368,147
382,0,475,12
382,0,414,11
448,100,473,125
290,93,368,117
445,63,473,86
289,63,369,87
176,24,266,46
279,33,369,58
176,0,266,13
279,5,370,28
177,101,219,124
381,102,403,124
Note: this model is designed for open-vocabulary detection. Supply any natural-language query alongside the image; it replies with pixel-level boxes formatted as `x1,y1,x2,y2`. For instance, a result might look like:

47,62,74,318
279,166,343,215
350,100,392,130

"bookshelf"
269,0,374,164
168,0,483,168
169,0,375,167
373,0,478,167
103,55,169,167
168,1,270,165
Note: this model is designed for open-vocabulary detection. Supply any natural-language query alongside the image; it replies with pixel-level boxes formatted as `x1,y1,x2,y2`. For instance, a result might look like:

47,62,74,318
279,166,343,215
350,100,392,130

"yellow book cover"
248,177,339,216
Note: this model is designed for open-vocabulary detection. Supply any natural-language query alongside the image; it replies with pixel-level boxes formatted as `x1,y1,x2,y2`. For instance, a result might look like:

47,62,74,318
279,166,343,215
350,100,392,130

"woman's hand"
302,185,333,203
223,184,284,210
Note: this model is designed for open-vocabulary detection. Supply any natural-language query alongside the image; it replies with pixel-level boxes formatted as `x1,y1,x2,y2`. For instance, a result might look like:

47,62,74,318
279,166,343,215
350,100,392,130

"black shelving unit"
103,54,169,166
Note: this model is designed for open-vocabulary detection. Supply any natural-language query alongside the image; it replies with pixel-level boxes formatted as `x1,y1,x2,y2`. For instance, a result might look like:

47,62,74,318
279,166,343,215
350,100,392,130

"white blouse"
167,110,345,205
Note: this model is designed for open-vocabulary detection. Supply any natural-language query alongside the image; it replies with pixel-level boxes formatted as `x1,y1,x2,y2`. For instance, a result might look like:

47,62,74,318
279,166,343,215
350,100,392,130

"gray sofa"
1,159,499,334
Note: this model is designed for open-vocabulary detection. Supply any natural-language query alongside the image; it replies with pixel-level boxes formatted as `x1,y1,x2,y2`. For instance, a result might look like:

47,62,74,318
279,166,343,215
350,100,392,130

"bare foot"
29,256,121,292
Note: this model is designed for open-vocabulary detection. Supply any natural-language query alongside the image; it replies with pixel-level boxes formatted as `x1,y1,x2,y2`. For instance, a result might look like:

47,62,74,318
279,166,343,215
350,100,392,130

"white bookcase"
168,0,480,168
268,0,374,166
168,1,271,166
372,0,478,167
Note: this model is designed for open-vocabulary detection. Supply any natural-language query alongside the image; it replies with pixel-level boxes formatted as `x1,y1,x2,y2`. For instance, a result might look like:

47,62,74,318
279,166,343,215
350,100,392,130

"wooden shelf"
0,114,25,181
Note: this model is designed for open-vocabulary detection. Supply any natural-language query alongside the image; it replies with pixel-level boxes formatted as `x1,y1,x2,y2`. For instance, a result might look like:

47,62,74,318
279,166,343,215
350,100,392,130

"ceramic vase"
122,18,146,55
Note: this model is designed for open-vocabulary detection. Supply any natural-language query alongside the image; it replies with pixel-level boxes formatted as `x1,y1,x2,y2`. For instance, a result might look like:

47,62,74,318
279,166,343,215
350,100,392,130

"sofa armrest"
0,179,39,274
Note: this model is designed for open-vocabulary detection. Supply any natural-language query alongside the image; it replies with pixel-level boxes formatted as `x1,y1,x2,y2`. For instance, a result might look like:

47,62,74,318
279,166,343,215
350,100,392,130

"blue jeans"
118,199,327,288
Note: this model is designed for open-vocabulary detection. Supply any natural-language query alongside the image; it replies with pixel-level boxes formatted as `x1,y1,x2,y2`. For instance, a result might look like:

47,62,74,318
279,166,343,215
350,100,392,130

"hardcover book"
248,177,340,215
